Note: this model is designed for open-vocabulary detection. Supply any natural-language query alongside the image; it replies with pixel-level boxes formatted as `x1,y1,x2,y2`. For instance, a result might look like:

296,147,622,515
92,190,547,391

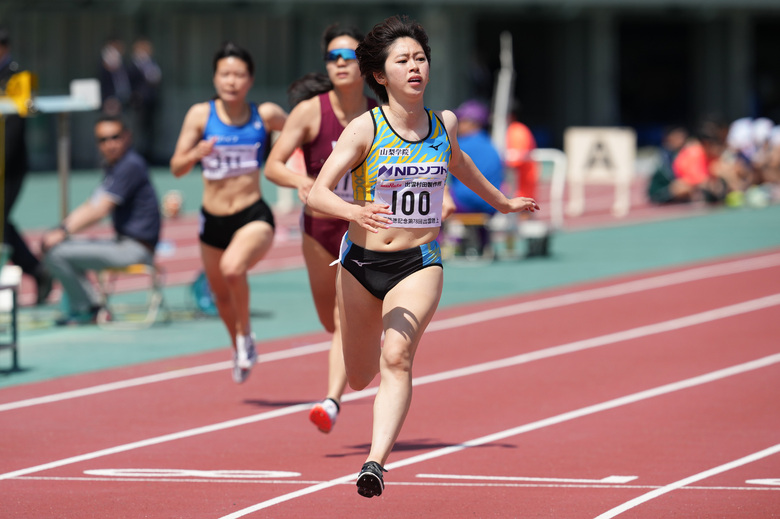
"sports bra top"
201,99,267,180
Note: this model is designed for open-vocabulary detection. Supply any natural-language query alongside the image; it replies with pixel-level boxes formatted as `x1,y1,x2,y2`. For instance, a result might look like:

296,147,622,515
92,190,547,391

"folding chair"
96,263,167,329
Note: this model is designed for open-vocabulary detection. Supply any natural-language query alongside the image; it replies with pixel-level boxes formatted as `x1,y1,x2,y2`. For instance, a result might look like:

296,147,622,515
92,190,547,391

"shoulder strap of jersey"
319,91,334,118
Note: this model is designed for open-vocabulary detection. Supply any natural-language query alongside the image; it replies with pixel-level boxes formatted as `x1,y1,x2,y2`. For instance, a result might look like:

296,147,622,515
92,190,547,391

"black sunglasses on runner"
96,133,122,144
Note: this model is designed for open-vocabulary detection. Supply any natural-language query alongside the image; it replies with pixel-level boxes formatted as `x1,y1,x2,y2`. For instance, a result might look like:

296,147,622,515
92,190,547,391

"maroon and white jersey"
302,92,377,201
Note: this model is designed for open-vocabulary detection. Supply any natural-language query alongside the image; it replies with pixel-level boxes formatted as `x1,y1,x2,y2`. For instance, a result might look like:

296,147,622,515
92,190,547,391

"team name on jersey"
377,163,448,177
378,148,411,157
212,135,241,144
382,179,445,189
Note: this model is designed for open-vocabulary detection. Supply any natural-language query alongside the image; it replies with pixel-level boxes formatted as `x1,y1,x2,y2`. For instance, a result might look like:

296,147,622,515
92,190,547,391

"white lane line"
1,293,778,483
407,294,780,387
0,401,316,481
428,252,780,332
82,468,301,479
747,478,780,486
416,474,638,484
0,342,330,412
3,252,779,413
217,353,780,517
13,476,780,492
594,443,780,518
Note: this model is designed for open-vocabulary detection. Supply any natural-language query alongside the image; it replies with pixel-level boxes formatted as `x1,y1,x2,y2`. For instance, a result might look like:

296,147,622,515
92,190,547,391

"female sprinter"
170,42,287,384
265,24,377,433
307,15,539,498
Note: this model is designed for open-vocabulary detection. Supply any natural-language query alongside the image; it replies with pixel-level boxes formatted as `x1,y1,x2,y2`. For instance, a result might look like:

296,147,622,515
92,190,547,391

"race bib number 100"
376,176,445,228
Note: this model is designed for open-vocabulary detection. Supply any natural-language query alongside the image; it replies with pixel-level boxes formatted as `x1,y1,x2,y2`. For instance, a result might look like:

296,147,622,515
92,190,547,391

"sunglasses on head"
325,48,357,62
96,133,122,144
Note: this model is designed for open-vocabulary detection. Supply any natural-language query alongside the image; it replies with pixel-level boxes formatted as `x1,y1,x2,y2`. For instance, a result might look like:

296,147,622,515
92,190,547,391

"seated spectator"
41,115,161,325
447,100,504,255
751,118,774,168
763,126,780,186
737,123,780,207
748,117,775,186
647,124,691,204
449,99,504,214
723,117,765,193
670,118,731,204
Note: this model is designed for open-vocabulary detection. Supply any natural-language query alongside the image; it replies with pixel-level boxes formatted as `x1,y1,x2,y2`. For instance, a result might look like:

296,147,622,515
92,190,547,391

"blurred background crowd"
647,115,780,209
1,0,779,210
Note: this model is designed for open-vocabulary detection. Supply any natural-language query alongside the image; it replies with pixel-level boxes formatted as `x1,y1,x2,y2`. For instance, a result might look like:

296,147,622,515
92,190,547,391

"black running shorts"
199,198,275,250
339,234,443,300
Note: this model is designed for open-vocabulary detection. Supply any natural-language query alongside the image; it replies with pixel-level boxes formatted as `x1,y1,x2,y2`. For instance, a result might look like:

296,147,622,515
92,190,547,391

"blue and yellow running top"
352,106,451,228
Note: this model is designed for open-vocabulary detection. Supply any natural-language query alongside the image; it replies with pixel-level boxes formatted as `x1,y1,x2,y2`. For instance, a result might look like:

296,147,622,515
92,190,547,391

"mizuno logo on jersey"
429,142,443,150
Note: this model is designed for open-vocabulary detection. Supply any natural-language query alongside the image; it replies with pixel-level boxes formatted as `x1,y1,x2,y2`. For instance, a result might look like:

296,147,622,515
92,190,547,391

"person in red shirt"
505,103,539,200
672,119,730,203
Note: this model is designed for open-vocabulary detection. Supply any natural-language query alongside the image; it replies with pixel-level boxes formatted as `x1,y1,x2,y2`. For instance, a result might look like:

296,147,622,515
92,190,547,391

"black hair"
663,123,688,135
356,15,431,104
212,41,254,77
321,23,365,58
0,27,10,47
95,114,128,131
694,115,727,145
287,72,334,108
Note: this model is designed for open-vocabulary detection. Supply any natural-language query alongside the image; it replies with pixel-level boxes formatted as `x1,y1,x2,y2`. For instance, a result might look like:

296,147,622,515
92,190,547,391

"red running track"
1,250,779,518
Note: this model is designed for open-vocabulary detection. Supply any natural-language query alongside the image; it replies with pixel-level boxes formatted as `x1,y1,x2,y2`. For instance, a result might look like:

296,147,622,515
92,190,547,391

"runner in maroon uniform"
266,24,376,433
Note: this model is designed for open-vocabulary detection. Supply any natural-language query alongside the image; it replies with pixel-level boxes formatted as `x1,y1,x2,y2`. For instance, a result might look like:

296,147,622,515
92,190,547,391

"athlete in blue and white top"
306,15,539,499
170,42,287,385
200,98,267,180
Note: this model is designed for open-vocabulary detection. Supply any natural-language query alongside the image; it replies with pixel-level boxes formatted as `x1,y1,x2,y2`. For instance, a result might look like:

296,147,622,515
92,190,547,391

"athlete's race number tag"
376,176,445,228
334,172,353,201
203,144,260,178
329,141,354,201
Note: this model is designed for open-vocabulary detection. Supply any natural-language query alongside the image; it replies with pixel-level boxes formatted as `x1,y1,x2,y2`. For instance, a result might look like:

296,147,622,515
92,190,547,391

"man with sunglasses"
41,115,161,325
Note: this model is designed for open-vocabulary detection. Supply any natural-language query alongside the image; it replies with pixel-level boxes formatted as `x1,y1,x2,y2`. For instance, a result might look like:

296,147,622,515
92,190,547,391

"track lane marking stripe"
3,252,779,413
1,294,778,484
218,353,780,517
0,342,331,412
594,443,780,518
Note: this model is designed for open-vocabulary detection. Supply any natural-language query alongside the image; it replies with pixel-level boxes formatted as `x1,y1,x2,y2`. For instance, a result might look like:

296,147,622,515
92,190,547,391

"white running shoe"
309,398,339,433
236,333,258,368
231,352,247,384
232,334,257,384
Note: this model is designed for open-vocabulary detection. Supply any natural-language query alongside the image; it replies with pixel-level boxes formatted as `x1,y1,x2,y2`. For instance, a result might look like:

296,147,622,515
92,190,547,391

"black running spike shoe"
356,461,387,498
